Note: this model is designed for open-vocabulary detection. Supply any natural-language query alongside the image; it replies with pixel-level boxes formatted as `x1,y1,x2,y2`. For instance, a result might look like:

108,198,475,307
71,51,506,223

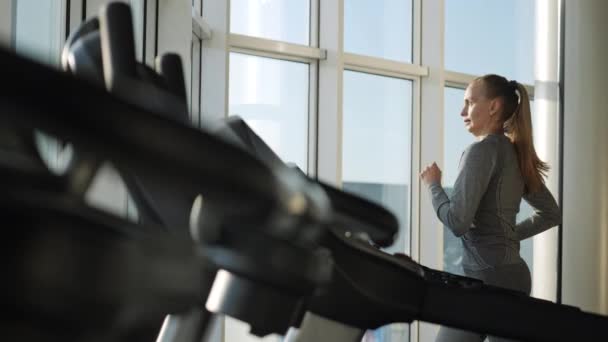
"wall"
562,0,608,314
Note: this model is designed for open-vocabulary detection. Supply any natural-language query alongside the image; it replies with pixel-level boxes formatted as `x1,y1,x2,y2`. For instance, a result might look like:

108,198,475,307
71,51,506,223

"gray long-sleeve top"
429,134,561,270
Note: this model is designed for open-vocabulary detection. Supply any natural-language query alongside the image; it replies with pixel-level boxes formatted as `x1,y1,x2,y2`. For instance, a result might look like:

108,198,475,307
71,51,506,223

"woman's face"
461,81,498,137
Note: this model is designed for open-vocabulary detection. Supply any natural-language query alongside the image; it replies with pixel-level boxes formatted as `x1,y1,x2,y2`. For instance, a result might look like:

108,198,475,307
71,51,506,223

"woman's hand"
420,162,442,186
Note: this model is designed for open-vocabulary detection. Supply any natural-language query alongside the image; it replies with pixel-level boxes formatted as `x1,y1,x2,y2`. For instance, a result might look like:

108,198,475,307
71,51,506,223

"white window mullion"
317,0,344,186
419,0,445,341
201,0,230,122
419,0,445,269
307,0,320,178
310,0,319,48
197,0,229,336
411,76,423,342
532,0,560,303
307,59,319,178
410,1,422,341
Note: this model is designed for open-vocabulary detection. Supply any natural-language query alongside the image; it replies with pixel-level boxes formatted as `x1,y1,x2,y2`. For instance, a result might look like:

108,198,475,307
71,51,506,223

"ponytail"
504,83,549,194
475,74,549,194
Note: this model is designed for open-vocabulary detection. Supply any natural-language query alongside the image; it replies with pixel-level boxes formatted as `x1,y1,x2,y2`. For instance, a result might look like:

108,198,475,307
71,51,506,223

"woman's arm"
515,183,561,241
428,141,497,237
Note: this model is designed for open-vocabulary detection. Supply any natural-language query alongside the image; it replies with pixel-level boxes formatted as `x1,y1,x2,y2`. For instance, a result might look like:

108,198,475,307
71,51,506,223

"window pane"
13,0,62,66
230,0,310,45
229,53,309,172
343,70,412,342
442,87,533,276
445,0,535,84
344,0,413,63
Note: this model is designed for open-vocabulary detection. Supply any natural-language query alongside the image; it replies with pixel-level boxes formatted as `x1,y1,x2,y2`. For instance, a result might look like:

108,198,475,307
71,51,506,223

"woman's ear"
489,97,501,116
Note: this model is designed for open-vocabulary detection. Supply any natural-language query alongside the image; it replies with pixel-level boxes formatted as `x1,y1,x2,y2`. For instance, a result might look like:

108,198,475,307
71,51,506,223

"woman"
420,74,562,342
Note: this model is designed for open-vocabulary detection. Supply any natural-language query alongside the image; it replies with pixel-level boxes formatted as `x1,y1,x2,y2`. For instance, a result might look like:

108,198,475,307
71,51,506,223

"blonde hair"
475,74,549,194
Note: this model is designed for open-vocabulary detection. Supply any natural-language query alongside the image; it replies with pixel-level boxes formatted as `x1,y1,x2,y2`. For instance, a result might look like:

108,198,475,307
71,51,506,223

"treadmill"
215,115,608,342
0,32,334,341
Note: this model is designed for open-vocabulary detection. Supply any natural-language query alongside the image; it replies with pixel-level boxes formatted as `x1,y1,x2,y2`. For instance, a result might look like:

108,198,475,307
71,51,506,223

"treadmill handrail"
216,116,399,247
0,47,312,229
318,182,398,248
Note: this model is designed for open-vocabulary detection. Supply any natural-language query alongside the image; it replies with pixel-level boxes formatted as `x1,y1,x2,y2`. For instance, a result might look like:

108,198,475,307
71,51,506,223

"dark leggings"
435,262,532,342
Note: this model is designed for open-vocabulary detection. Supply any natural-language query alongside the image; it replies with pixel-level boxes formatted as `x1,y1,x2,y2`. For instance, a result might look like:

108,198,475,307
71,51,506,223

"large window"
343,70,412,341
